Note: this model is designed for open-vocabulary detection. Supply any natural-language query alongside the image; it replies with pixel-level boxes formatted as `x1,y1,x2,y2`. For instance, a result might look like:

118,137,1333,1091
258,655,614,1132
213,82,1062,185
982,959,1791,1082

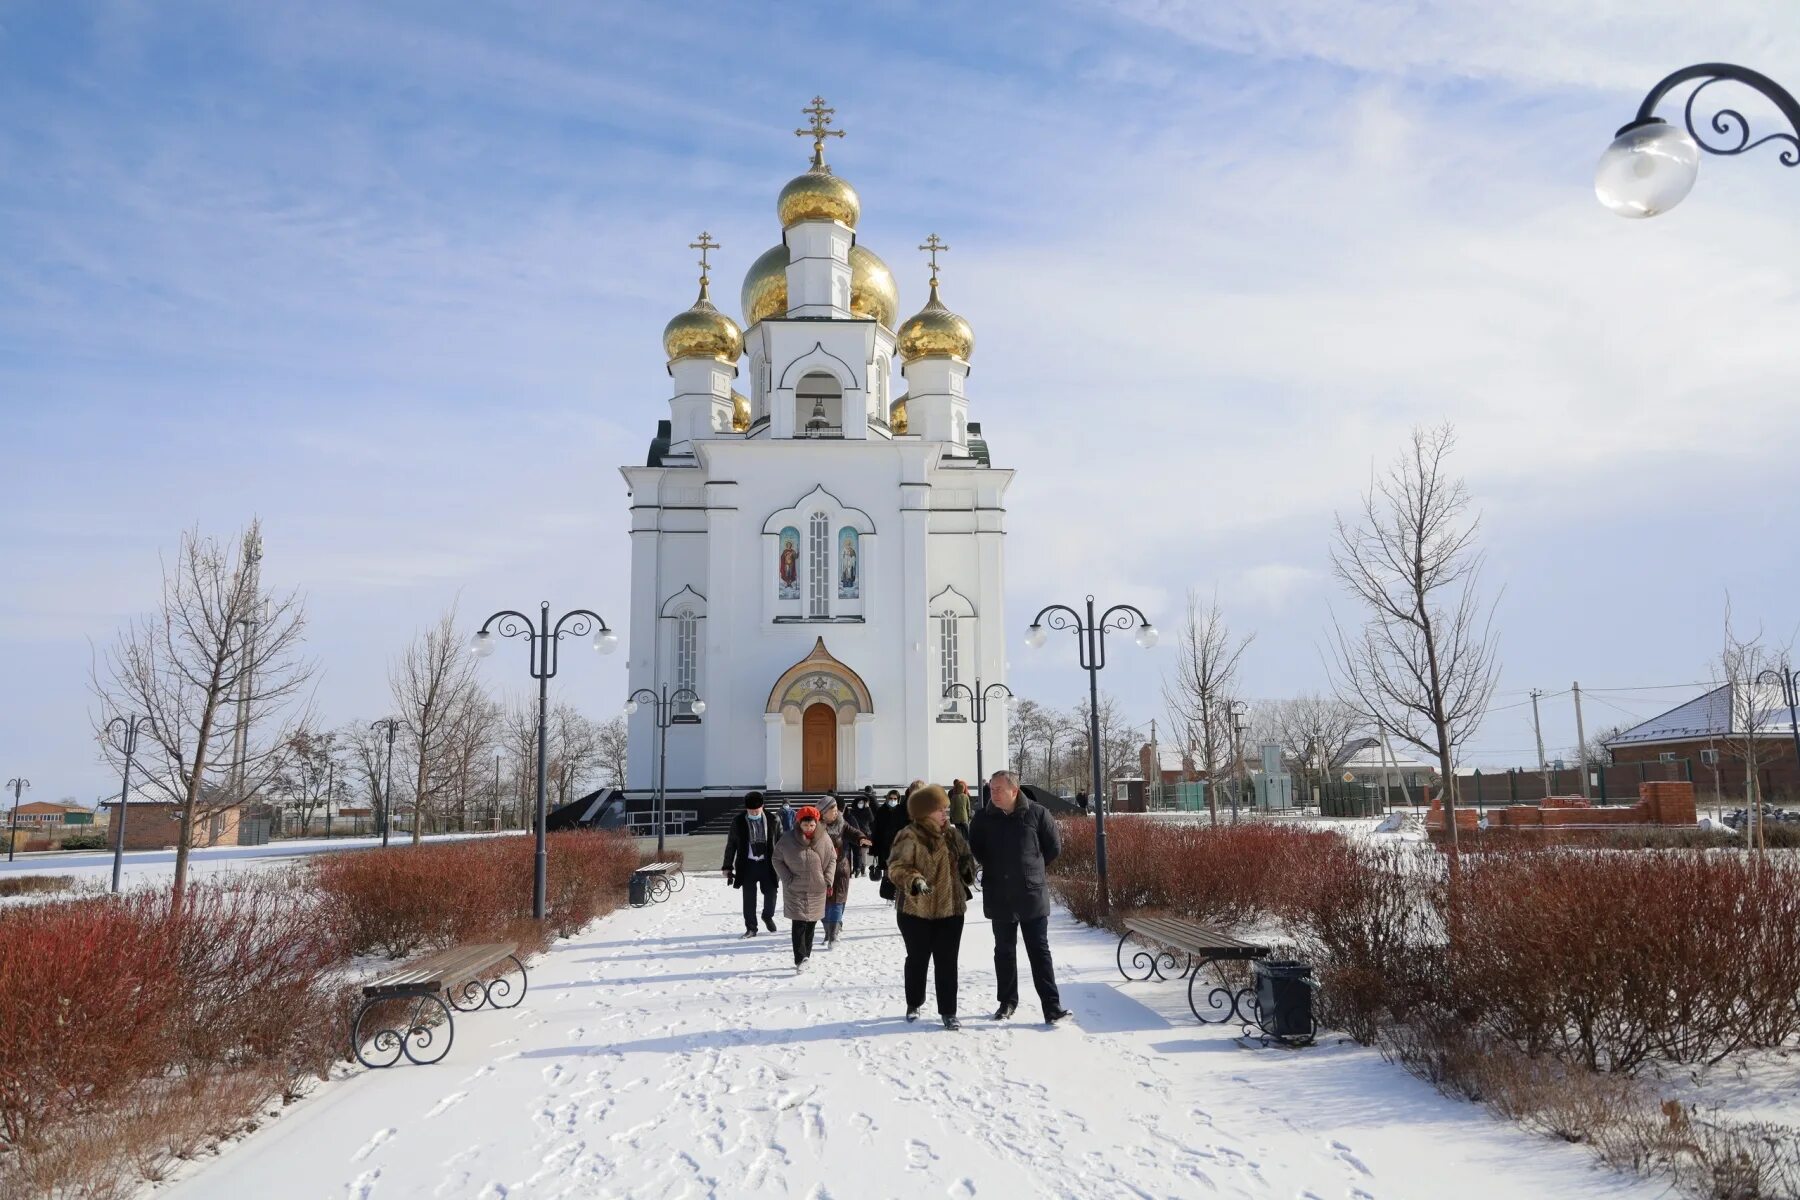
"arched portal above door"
766,637,874,724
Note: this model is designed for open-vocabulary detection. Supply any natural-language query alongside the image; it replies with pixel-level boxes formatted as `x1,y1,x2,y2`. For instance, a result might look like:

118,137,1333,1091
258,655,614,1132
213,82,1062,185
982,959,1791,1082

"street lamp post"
941,679,1013,805
625,684,704,855
1596,63,1799,218
471,602,617,920
5,777,28,863
1025,596,1156,917
370,718,399,849
1230,700,1250,824
103,716,148,892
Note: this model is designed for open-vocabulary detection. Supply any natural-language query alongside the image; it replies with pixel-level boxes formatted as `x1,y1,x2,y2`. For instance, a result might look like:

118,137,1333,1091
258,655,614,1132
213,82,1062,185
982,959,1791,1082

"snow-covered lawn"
0,831,523,895
157,874,1657,1199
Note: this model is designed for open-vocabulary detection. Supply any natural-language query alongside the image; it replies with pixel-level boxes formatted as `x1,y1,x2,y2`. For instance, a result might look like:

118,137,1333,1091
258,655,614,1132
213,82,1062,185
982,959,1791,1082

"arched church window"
808,512,831,617
674,608,699,716
938,610,962,714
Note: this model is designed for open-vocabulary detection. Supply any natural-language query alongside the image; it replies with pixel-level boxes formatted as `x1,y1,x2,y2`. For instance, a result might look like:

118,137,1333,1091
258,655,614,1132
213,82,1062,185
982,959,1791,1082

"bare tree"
1266,693,1362,806
440,693,501,831
1161,590,1252,823
341,719,389,829
93,522,313,900
596,715,629,789
271,727,340,834
1072,691,1139,807
546,702,604,807
390,606,481,844
1716,601,1784,853
1328,424,1501,865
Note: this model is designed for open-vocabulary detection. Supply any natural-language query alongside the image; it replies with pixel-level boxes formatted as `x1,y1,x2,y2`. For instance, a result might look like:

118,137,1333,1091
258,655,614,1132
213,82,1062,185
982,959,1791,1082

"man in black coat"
721,791,780,936
968,770,1071,1025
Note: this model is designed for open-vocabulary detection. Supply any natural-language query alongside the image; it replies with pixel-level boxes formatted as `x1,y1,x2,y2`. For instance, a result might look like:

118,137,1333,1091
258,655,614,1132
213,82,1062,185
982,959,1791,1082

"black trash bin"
628,870,649,908
1253,960,1317,1045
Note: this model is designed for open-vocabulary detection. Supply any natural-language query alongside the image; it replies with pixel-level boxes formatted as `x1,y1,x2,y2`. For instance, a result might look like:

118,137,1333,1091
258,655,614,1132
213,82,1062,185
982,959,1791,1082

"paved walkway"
166,872,1656,1199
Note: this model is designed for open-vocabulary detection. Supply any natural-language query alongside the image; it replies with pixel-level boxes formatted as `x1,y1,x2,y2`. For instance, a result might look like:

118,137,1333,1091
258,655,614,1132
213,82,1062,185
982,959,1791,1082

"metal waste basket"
628,870,650,908
1253,960,1317,1045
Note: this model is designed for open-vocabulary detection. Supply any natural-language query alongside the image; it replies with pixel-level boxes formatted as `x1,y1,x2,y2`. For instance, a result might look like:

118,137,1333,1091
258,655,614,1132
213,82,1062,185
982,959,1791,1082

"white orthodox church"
620,99,1011,810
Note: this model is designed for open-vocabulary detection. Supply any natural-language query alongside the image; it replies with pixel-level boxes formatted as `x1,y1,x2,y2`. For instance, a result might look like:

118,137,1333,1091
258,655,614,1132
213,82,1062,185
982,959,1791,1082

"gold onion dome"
778,166,861,229
889,391,908,434
740,242,899,329
732,389,751,432
662,279,743,364
897,281,974,361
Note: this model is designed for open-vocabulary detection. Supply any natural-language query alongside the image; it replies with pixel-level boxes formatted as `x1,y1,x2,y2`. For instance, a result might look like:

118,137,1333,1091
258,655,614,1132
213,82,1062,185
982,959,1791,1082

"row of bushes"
1056,823,1800,1070
1051,821,1800,1195
0,831,650,1200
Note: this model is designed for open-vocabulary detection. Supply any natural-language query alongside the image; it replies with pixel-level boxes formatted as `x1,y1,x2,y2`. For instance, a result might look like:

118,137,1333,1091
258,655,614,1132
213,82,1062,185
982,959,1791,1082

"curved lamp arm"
1626,62,1800,159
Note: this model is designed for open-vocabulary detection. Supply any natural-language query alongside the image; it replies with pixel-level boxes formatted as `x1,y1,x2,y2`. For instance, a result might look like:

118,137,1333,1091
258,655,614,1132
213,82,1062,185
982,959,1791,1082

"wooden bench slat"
1123,917,1267,958
364,942,519,996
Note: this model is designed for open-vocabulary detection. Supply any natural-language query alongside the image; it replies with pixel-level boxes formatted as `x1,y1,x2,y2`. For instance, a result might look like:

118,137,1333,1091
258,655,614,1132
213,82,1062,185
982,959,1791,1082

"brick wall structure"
1425,779,1698,846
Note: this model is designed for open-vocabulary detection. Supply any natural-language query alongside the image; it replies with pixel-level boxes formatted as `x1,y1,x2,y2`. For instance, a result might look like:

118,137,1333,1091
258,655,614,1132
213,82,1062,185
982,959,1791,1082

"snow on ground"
160,873,1657,1199
0,831,523,895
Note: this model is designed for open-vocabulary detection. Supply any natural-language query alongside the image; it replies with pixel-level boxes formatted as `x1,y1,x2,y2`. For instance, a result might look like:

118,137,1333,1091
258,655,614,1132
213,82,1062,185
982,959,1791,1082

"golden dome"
889,391,908,435
662,280,743,364
778,167,860,229
897,281,974,361
732,389,751,432
740,242,899,329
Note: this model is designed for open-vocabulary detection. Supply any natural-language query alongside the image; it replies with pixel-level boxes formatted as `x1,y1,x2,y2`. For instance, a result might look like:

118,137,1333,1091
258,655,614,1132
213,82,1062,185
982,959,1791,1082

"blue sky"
4,1,1799,800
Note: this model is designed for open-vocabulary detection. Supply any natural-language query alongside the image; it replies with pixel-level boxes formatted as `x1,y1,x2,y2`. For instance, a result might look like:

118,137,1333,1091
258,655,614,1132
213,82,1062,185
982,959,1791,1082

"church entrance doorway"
802,703,838,792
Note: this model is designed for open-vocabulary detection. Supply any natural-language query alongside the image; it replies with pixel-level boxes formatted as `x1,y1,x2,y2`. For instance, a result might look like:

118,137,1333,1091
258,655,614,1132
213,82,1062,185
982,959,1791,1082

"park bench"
1116,916,1273,1028
350,942,528,1069
630,860,685,906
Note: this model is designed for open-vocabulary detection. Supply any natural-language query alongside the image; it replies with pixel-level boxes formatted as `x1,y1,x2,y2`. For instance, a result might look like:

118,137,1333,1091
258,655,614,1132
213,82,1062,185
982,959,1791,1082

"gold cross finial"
919,233,950,287
689,231,720,286
796,96,845,167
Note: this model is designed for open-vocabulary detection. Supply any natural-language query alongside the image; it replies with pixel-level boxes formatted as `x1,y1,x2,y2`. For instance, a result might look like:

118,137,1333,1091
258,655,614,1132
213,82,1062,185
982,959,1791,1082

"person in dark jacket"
870,789,908,878
968,770,1071,1025
722,791,780,936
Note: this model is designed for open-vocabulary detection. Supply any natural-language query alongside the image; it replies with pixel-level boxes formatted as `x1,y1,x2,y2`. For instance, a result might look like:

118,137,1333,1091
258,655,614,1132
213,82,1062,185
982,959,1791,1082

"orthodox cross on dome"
919,233,950,287
796,96,845,168
689,231,720,287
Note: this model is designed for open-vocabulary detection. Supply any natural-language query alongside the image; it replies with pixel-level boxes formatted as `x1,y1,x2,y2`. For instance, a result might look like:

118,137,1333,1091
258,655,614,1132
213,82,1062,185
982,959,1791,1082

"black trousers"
897,912,963,1016
992,914,1061,1012
740,859,777,931
791,920,817,963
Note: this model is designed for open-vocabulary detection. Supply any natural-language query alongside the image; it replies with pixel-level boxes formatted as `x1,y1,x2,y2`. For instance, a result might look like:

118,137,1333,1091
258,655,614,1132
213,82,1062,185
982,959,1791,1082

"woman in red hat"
772,804,837,972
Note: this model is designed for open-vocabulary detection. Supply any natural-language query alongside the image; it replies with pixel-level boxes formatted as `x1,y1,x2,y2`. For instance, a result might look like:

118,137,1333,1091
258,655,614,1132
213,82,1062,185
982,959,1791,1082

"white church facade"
620,100,1011,807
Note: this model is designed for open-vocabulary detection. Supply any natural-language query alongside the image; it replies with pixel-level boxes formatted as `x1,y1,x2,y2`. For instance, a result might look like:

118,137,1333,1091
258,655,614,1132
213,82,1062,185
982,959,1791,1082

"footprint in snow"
352,1127,397,1162
1331,1139,1372,1177
906,1139,939,1172
424,1091,467,1119
947,1178,977,1197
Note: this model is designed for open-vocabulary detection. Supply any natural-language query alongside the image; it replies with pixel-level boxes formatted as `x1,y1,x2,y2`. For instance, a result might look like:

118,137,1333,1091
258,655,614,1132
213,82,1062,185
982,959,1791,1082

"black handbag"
879,875,896,901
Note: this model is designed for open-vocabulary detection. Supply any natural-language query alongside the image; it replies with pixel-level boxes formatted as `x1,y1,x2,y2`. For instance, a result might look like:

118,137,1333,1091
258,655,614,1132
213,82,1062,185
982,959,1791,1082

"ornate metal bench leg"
1187,958,1258,1027
1115,934,1181,982
669,866,687,893
353,992,455,1067
486,954,529,1010
649,873,672,903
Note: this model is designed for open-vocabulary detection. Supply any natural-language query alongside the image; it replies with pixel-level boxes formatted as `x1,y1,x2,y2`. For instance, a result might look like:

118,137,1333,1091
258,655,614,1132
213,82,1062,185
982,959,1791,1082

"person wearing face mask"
871,788,908,880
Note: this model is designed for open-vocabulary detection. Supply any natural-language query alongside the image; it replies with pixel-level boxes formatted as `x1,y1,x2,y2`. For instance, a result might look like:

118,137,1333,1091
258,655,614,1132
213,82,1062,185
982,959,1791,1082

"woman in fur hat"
772,805,836,972
884,784,978,1029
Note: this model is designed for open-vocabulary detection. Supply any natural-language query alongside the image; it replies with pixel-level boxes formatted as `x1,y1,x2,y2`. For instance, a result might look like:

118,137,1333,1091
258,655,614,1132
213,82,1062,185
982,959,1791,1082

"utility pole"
1148,717,1159,808
1572,681,1591,800
1529,689,1551,798
228,529,264,809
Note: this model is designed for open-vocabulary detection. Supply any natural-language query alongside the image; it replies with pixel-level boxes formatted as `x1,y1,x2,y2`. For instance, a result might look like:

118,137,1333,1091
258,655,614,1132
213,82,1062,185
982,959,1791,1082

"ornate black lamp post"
1596,64,1799,217
369,718,399,849
1754,663,1800,814
625,684,705,855
471,602,617,920
5,777,29,863
1025,596,1156,916
941,679,1012,805
103,715,148,892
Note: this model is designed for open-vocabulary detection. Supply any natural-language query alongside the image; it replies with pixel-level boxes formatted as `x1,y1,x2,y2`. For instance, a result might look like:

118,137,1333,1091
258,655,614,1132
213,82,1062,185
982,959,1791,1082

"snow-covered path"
167,875,1657,1199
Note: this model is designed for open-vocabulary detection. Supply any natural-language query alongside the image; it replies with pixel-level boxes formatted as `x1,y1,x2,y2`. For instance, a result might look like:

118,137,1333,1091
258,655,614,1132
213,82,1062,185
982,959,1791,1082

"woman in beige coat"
885,784,978,1028
772,805,836,972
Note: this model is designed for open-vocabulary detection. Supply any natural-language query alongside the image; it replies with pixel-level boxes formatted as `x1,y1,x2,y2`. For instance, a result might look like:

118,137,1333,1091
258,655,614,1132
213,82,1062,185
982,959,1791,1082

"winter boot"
823,922,839,947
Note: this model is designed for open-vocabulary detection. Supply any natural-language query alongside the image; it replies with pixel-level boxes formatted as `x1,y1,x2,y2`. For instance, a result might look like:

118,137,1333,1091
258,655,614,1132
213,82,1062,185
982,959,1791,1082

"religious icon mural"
837,527,860,599
777,527,801,599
